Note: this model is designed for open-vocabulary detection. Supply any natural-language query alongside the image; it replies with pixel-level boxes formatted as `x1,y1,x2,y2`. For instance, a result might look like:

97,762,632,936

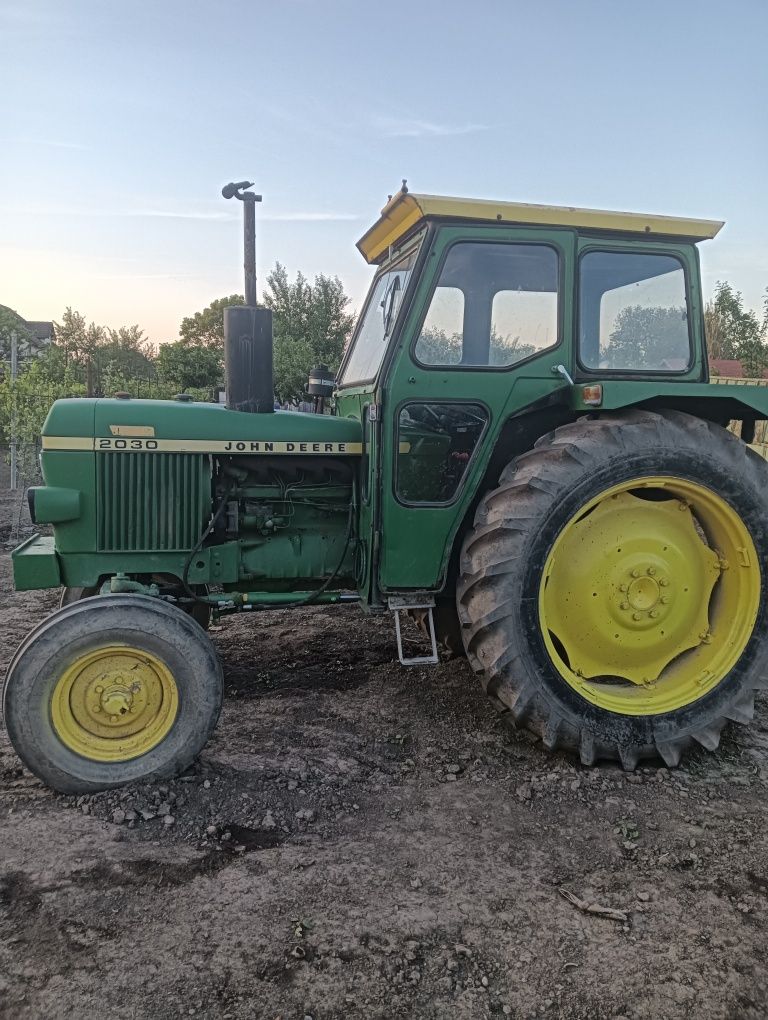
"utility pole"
9,330,18,491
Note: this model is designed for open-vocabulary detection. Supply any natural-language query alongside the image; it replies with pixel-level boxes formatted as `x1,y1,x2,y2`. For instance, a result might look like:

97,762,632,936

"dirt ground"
1,486,768,1020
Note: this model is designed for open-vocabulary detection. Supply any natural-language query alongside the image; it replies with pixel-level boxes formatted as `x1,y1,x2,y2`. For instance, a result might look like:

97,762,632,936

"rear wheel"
3,595,222,793
457,409,768,768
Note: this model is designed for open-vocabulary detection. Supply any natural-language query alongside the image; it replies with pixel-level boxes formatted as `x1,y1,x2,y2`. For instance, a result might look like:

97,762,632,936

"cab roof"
356,189,724,264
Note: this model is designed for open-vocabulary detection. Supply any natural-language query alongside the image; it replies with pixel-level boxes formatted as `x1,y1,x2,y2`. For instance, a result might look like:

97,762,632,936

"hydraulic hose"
181,479,236,607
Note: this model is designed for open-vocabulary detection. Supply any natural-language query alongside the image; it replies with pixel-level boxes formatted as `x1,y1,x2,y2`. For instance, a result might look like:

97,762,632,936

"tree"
416,325,535,367
177,271,354,402
605,305,690,369
0,305,34,364
157,341,223,391
264,264,355,402
0,347,86,478
705,282,768,376
53,309,155,394
179,295,244,350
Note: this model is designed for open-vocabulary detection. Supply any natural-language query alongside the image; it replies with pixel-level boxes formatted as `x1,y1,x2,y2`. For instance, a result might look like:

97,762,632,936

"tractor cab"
335,187,722,616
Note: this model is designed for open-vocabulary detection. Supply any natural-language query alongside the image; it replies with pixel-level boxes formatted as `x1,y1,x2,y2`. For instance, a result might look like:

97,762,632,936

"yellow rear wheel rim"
51,646,179,762
539,476,761,716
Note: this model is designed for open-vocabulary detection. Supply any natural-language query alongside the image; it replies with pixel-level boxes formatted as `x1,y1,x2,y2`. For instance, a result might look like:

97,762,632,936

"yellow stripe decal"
41,436,95,451
42,436,363,455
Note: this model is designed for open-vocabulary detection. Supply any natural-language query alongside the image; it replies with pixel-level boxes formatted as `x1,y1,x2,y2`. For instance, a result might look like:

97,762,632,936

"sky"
1,0,766,343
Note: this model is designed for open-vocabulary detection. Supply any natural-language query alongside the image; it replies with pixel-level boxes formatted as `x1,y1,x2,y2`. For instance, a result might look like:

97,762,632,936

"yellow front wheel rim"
539,477,761,716
51,646,179,762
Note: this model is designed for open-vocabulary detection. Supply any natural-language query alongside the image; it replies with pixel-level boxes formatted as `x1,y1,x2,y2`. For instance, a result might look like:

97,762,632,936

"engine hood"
41,398,363,455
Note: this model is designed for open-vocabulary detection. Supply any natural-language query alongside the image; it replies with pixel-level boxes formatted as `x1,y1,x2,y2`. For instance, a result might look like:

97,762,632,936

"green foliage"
0,356,86,477
264,263,355,402
705,282,768,376
179,295,244,350
0,305,34,362
157,341,223,391
1,309,160,478
416,326,535,367
604,305,689,369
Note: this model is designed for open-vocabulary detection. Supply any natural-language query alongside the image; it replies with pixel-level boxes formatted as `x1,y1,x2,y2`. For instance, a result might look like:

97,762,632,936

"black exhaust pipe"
222,180,275,414
224,305,274,413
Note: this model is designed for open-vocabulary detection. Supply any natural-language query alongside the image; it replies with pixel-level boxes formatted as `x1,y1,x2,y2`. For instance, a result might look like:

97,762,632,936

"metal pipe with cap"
221,180,275,414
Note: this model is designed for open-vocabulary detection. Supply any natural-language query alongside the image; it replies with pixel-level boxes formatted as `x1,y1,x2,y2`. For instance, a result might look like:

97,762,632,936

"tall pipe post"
243,191,258,306
221,180,274,414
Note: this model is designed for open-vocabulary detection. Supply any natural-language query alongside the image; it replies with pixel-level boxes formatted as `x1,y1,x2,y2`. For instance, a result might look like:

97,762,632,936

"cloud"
127,209,236,221
373,116,489,138
2,204,359,223
261,212,362,223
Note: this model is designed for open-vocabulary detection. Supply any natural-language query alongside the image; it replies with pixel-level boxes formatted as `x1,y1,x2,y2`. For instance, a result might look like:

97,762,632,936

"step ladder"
388,595,439,666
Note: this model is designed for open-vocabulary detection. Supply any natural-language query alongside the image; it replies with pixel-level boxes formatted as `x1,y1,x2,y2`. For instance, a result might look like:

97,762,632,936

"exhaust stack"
222,180,275,414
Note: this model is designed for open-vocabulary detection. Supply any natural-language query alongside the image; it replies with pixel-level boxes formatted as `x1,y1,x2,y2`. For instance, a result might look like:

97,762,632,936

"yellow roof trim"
356,190,724,264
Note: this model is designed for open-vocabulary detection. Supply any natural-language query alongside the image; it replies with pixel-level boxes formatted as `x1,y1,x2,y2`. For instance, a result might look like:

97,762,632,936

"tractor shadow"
213,603,402,699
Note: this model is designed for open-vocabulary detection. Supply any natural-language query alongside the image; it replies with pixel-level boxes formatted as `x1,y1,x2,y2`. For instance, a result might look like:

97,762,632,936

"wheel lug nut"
647,567,656,576
110,715,119,723
659,578,669,587
633,612,643,621
93,705,101,713
620,602,629,610
631,569,641,578
661,595,671,604
619,584,628,593
650,610,660,619
95,685,103,694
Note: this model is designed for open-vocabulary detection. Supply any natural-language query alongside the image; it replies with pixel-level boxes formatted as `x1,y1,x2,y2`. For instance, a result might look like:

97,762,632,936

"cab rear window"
579,251,691,372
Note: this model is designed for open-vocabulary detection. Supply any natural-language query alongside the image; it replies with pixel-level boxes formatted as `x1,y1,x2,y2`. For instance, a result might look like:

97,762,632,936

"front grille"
97,452,210,552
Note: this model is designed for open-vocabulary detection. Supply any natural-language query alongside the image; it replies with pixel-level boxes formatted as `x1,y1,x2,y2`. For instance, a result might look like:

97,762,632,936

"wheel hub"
539,477,760,715
626,572,661,613
52,647,179,762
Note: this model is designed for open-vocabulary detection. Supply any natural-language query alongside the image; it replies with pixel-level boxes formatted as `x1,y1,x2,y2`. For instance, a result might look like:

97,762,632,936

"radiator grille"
97,453,210,552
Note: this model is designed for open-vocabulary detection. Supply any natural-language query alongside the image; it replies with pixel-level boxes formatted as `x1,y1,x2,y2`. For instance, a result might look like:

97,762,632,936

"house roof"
710,358,745,377
356,189,724,264
25,321,55,344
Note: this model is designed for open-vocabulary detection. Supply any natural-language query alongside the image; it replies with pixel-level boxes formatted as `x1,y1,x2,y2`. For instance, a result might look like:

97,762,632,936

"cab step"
388,596,439,666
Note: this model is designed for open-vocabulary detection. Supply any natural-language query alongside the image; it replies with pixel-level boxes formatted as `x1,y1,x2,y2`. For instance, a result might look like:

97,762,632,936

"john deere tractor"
6,183,768,793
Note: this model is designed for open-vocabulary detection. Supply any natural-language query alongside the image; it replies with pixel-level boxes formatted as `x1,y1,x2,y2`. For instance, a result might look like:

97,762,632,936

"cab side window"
414,242,559,368
579,251,691,372
396,402,488,504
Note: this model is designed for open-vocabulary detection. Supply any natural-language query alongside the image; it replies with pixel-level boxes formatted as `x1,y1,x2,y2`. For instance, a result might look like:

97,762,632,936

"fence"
713,376,768,449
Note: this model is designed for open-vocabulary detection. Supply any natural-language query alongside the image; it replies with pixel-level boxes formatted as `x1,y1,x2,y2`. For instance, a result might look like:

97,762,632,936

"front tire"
457,409,768,768
60,581,211,629
3,595,223,793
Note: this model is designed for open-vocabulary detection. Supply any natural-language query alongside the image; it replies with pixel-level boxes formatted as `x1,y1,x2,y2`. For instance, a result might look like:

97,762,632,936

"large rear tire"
3,595,222,793
457,409,768,768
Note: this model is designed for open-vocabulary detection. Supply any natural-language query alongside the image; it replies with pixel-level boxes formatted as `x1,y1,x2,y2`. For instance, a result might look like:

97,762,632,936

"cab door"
377,225,576,593
334,240,423,605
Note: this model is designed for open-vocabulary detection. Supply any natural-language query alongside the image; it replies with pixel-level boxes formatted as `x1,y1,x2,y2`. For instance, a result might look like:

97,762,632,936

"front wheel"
3,595,223,793
60,580,212,630
457,409,768,769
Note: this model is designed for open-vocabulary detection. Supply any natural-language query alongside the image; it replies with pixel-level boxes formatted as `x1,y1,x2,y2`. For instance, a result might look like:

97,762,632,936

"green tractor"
6,184,768,793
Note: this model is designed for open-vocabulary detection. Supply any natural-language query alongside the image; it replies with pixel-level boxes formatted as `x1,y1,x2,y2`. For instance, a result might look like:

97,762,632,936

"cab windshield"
339,244,419,384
